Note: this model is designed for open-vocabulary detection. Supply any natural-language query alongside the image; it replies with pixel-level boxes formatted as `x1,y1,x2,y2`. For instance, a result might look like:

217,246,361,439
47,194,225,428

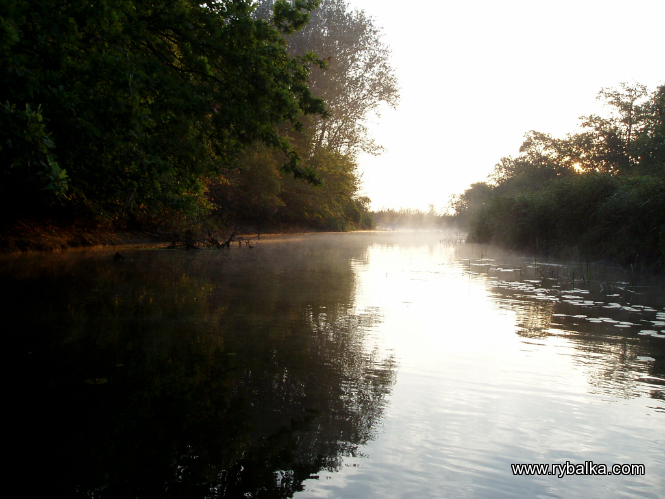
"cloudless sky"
344,0,665,212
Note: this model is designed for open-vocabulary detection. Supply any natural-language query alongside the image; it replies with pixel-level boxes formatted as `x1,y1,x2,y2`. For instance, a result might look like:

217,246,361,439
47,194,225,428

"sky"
344,0,665,212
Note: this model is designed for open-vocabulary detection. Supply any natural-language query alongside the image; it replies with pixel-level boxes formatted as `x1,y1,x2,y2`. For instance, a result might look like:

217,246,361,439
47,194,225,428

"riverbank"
0,220,159,253
465,174,665,272
0,219,335,254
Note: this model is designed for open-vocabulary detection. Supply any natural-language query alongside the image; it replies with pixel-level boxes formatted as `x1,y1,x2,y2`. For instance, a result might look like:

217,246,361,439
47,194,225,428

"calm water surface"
5,232,664,498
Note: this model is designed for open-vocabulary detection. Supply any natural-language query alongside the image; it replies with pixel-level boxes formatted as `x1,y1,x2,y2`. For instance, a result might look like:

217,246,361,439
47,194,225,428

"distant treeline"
372,207,455,230
1,0,397,233
449,82,665,267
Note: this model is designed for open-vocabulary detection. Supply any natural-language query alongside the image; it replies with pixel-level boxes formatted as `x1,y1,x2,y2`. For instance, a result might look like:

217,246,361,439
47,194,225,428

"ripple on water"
4,235,665,499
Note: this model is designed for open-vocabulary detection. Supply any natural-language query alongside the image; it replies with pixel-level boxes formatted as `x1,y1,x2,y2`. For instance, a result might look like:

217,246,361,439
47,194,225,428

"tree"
577,82,650,173
207,143,286,222
291,0,399,158
0,0,327,223
448,182,494,225
489,131,575,191
256,0,399,159
632,84,665,174
595,82,649,151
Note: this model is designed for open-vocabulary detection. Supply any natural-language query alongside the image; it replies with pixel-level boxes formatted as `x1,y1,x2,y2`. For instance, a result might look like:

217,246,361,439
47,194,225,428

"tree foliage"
487,83,664,194
256,0,399,158
0,0,328,223
489,131,577,188
632,84,665,174
446,182,493,226
466,174,665,266
204,0,399,231
451,81,665,267
209,142,375,230
575,82,651,173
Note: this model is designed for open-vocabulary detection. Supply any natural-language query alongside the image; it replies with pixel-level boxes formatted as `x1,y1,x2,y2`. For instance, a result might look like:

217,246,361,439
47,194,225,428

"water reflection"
4,233,665,498
299,234,664,499
4,237,396,497
474,254,665,403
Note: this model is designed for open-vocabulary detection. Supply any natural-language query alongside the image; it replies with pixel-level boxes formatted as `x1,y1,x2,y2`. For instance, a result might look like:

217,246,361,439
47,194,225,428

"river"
5,232,664,498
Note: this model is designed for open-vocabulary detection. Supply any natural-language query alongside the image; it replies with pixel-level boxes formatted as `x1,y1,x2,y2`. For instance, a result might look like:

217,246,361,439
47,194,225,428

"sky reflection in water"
300,233,664,499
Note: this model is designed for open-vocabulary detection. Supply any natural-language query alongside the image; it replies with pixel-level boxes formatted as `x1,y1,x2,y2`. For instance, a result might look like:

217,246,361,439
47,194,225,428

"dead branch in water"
166,226,260,250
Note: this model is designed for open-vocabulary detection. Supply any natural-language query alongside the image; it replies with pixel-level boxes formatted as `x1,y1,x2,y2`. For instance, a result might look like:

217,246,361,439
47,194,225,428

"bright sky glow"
346,0,665,211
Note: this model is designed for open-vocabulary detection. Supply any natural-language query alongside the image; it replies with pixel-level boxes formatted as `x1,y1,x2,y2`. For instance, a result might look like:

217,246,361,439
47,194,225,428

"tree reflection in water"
5,237,396,498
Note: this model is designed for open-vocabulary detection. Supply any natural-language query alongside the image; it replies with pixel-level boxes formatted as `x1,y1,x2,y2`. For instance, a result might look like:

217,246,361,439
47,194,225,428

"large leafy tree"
0,0,327,222
576,82,651,174
256,0,399,158
489,131,576,191
288,0,399,158
632,84,665,174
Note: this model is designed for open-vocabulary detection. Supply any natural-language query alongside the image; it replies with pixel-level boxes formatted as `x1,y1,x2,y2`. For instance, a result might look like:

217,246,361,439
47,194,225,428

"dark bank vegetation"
449,82,665,268
1,0,396,246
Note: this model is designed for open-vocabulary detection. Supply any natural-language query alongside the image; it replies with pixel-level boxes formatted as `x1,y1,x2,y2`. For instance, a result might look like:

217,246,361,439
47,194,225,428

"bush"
468,173,665,267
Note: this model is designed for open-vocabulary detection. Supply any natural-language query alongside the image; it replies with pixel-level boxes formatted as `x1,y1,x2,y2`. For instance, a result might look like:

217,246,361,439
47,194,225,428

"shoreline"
0,221,158,254
0,223,460,255
0,220,341,254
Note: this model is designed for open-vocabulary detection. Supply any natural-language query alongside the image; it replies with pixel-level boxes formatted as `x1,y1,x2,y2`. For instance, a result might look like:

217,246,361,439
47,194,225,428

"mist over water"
5,232,664,498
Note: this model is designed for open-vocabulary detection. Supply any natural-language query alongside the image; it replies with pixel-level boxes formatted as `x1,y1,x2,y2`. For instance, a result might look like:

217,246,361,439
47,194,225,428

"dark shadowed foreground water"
5,232,664,498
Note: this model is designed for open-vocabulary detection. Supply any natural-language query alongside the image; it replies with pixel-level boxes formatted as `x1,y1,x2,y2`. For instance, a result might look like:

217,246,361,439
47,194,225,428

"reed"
467,174,665,269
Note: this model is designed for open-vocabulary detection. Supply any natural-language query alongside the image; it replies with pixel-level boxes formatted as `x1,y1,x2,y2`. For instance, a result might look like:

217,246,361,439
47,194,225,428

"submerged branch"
166,226,260,250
